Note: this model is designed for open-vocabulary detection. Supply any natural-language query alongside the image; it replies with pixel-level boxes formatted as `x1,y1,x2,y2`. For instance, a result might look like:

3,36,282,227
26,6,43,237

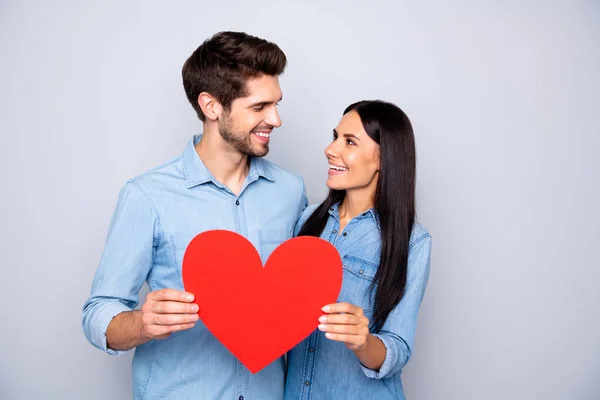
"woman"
284,100,431,400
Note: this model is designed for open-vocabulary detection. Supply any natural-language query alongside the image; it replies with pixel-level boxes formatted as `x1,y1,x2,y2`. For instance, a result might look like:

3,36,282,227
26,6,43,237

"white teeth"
329,165,348,171
254,131,271,138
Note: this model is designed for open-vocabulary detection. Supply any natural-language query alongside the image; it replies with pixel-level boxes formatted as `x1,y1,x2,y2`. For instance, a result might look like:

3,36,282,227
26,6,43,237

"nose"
265,106,282,128
324,140,340,159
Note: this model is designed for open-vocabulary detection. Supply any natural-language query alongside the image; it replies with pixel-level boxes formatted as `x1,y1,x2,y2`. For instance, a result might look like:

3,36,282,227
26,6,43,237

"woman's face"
325,111,380,192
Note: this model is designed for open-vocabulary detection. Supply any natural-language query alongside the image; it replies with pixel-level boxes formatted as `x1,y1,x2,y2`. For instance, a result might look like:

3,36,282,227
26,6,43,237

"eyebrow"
248,96,283,107
332,128,361,141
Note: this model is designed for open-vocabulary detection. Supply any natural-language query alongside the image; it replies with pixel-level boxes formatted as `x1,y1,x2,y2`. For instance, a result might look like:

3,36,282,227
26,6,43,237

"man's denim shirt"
285,204,431,400
82,135,307,400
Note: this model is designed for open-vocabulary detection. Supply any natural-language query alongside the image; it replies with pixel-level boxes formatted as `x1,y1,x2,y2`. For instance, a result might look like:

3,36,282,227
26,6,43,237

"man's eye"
253,106,264,112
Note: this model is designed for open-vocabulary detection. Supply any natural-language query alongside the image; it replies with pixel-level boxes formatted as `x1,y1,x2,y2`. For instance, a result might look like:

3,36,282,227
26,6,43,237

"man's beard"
219,114,269,158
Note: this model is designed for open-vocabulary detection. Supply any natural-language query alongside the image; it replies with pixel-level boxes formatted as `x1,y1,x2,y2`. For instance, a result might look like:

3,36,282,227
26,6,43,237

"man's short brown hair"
182,31,287,121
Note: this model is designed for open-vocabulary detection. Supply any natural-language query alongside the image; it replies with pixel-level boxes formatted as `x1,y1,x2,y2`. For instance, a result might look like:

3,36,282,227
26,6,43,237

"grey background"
1,1,599,399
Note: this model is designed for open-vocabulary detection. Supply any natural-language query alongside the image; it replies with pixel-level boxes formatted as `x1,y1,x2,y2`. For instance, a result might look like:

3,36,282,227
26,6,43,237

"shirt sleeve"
81,181,160,355
297,176,308,222
293,203,319,237
360,233,432,379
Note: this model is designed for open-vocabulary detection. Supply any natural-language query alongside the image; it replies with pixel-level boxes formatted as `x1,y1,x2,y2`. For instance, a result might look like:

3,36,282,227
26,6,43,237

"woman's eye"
346,139,355,145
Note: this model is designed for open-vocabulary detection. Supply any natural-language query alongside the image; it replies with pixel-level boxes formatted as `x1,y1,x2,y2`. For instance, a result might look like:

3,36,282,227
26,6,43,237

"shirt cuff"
90,302,133,356
359,333,397,379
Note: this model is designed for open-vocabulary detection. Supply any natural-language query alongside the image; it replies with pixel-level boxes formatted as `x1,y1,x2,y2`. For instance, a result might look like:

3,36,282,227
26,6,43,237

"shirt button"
342,232,348,236
239,397,244,400
309,347,315,353
305,381,310,386
329,207,334,211
359,270,364,274
235,200,240,206
362,212,368,216
332,229,337,234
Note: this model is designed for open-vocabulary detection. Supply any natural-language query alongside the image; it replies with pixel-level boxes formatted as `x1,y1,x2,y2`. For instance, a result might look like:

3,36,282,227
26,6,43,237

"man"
82,31,307,399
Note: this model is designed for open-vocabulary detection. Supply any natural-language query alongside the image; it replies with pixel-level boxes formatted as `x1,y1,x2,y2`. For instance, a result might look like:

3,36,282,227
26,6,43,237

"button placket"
301,332,318,396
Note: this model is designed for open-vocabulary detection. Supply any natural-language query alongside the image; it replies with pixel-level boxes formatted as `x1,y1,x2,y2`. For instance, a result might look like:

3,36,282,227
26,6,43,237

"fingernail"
325,333,333,339
191,314,198,321
191,304,199,312
185,294,194,301
318,324,326,331
322,305,330,312
318,316,327,323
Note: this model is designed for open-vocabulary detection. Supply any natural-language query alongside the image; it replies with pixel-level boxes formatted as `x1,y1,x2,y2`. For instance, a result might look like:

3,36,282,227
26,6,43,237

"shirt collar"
182,135,274,189
328,202,381,230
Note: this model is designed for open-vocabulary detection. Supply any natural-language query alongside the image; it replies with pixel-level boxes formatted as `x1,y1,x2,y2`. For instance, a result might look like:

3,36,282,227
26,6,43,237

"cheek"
246,114,264,131
347,152,378,174
344,152,359,168
228,110,256,131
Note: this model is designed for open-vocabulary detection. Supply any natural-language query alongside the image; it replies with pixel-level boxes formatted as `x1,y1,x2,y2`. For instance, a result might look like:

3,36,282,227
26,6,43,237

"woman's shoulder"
294,204,321,236
301,204,320,220
410,222,431,248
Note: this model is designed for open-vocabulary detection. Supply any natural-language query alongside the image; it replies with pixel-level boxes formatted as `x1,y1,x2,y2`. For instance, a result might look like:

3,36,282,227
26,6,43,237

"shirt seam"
127,180,163,246
409,233,430,249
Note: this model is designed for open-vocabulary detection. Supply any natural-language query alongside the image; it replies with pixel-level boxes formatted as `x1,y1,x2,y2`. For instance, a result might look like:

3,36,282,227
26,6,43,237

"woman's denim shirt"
284,203,431,400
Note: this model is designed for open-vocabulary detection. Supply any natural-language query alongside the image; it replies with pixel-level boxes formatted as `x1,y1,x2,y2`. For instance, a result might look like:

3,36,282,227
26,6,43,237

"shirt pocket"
259,227,292,265
167,231,202,289
337,255,379,317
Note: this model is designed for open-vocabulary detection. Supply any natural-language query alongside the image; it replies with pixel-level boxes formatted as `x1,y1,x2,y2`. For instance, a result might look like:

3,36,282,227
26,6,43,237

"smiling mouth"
252,131,271,140
329,164,348,173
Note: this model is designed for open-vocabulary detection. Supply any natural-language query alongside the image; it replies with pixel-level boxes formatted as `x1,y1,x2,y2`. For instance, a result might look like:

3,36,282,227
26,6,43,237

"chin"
325,179,346,191
254,147,269,157
244,145,269,158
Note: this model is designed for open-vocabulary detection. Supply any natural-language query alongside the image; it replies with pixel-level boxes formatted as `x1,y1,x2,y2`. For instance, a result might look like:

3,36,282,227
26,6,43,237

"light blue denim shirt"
284,204,431,400
82,135,307,400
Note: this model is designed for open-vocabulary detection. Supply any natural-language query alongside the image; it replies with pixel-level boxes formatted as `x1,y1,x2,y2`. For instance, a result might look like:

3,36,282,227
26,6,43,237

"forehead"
336,111,366,135
239,74,282,103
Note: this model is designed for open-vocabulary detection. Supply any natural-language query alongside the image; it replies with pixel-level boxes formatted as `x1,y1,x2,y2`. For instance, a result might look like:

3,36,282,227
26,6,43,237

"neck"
339,187,375,220
195,126,249,195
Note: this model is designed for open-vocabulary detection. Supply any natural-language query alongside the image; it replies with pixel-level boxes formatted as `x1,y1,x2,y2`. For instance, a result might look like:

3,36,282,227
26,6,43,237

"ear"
198,92,222,121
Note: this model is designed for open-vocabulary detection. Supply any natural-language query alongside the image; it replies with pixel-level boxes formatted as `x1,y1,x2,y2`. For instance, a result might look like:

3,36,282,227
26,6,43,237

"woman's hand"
318,302,370,351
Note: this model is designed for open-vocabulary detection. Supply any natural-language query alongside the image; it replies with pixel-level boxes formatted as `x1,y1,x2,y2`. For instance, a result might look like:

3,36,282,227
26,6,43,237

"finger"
324,332,364,346
148,312,199,326
318,313,362,325
151,300,199,314
318,323,362,335
147,322,196,337
148,289,195,302
322,302,362,316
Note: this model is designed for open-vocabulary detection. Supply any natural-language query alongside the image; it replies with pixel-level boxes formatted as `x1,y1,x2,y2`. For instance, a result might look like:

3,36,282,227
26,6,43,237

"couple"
82,31,431,400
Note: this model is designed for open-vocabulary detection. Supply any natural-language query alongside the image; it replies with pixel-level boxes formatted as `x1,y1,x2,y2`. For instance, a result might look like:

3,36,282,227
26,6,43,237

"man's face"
218,74,283,157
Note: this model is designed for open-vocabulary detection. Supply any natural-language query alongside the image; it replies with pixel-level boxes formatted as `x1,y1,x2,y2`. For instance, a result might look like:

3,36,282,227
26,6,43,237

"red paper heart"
182,230,342,374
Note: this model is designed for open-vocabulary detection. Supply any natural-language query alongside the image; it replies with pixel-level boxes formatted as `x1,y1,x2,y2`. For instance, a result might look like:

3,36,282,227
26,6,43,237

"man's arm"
82,182,197,354
106,289,199,351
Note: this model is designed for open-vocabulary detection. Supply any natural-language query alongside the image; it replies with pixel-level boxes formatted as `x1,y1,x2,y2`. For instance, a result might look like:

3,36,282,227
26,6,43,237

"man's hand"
140,289,199,340
106,289,199,351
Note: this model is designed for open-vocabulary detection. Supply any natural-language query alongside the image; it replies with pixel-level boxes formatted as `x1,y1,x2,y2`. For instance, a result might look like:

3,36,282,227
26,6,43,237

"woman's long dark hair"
298,100,416,332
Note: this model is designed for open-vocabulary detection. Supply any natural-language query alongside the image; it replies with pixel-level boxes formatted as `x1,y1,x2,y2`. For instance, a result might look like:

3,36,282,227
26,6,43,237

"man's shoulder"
126,155,185,193
260,158,304,187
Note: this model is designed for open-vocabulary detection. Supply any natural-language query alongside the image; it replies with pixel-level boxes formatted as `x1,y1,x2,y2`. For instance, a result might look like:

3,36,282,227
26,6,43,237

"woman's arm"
319,233,431,378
